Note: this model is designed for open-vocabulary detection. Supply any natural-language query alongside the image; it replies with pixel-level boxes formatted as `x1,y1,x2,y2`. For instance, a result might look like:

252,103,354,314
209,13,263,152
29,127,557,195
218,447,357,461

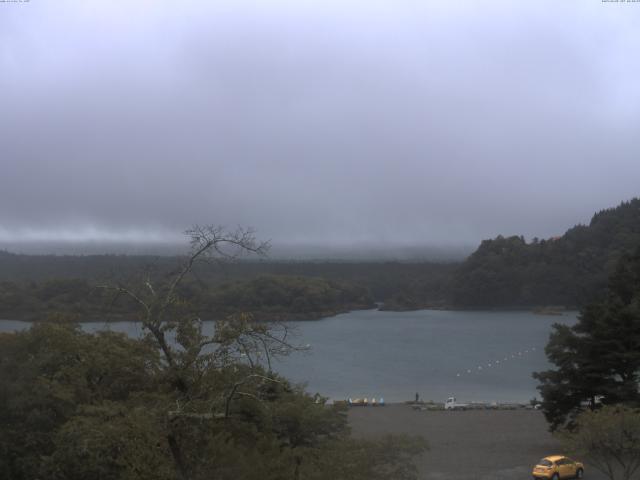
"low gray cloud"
1,0,639,254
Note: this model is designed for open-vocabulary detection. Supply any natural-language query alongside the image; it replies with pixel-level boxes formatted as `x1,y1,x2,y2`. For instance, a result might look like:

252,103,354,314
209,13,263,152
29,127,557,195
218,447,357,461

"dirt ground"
348,405,607,480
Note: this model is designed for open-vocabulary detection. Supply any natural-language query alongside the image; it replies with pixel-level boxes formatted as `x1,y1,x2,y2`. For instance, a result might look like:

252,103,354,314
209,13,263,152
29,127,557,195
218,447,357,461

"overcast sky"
1,0,639,255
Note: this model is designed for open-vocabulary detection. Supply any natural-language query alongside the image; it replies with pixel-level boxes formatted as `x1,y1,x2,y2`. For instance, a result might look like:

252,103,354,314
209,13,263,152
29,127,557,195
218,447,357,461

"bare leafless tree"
97,226,306,479
98,226,283,371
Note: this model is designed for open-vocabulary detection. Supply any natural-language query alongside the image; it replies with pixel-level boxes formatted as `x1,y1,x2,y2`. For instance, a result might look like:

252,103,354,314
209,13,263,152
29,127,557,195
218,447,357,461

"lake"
0,309,576,403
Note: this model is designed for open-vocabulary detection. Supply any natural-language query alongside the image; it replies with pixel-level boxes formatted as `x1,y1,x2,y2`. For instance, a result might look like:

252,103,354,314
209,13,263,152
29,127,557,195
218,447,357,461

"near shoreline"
348,405,606,480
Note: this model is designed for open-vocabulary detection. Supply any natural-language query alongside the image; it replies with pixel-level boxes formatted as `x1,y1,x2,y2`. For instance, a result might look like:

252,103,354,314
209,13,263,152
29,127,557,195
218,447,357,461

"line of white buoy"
455,346,538,377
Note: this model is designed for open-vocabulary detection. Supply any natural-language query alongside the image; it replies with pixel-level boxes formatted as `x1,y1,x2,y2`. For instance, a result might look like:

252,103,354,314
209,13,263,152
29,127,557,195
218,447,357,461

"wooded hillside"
451,198,640,308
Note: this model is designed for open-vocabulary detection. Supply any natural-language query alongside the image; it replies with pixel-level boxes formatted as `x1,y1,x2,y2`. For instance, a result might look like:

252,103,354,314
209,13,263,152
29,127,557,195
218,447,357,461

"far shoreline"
0,305,579,324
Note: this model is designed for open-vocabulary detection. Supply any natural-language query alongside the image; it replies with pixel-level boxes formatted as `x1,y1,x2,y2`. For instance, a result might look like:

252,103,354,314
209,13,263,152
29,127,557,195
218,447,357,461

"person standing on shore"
415,392,420,403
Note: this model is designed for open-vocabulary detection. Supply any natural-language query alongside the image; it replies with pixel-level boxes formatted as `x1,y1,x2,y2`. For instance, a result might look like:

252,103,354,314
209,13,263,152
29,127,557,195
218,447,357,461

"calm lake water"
0,309,577,403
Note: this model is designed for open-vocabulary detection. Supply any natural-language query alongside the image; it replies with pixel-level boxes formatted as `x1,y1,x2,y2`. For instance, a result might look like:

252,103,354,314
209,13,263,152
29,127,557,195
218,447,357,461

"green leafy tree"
0,323,161,480
0,226,427,480
558,405,640,480
534,247,640,430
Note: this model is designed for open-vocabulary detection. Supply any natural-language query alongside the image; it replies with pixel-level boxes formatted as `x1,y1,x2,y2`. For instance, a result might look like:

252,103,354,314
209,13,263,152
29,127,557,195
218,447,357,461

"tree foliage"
0,226,427,480
452,198,640,307
533,247,640,430
0,275,375,322
558,405,640,480
0,323,162,480
207,275,374,320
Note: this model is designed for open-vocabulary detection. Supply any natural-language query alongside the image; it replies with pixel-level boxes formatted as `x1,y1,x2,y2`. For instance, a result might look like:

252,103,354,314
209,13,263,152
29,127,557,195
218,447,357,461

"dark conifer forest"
451,198,640,308
1,198,639,319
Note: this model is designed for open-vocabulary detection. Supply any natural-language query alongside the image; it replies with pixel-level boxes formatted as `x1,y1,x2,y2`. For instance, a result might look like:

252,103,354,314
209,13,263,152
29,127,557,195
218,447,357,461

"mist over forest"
2,2,640,480
2,1,639,253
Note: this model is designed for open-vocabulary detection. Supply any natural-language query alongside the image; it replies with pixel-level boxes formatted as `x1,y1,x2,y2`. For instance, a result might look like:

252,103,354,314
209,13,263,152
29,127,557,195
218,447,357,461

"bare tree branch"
224,374,283,418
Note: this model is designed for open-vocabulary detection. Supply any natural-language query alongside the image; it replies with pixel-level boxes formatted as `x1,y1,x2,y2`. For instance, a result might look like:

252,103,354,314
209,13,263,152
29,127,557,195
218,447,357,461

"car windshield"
539,459,553,467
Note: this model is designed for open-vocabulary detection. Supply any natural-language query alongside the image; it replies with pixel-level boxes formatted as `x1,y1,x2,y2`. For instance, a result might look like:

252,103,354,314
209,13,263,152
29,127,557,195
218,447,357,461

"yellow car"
532,455,584,479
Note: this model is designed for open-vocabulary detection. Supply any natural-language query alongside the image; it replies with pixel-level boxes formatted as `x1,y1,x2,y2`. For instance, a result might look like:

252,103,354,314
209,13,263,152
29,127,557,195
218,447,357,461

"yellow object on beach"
532,455,584,479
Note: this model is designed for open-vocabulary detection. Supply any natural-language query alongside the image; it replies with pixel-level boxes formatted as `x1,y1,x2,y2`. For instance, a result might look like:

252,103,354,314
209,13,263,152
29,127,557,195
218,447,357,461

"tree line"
3,198,639,312
0,251,455,313
0,274,375,322
0,226,427,480
451,198,640,308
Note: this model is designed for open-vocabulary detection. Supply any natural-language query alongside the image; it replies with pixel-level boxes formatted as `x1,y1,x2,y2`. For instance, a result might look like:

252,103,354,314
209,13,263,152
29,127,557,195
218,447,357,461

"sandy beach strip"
348,405,606,480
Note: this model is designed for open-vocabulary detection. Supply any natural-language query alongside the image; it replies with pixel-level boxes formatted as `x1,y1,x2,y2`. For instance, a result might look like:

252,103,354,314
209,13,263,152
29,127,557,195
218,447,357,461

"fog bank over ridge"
0,237,474,261
1,1,639,252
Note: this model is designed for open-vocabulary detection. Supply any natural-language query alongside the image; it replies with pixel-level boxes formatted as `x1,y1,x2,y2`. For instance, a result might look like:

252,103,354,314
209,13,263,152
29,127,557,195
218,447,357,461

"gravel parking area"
348,405,607,480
